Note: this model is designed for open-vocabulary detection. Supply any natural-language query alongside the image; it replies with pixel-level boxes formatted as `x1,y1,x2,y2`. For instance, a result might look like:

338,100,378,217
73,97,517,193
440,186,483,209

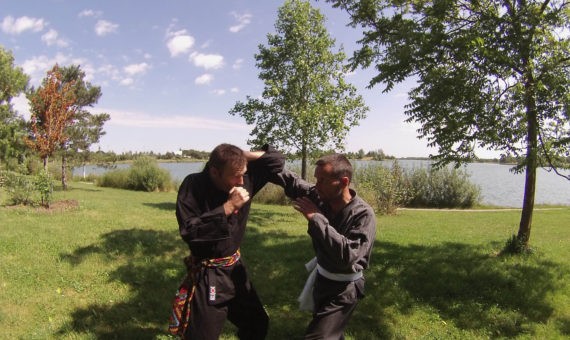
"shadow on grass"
143,202,177,211
55,206,310,339
351,241,567,339
58,228,185,339
241,209,314,339
56,208,568,339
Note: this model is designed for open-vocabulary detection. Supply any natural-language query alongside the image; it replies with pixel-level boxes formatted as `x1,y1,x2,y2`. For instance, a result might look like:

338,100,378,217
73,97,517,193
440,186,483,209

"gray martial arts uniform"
273,169,377,339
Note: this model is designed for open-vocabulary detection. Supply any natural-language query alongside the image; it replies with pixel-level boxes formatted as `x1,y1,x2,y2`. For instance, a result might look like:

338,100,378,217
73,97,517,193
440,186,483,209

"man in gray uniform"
273,154,376,339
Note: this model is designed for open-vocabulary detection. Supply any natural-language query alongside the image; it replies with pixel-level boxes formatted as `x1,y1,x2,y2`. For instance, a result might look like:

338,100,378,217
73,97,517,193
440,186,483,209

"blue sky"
1,0,467,158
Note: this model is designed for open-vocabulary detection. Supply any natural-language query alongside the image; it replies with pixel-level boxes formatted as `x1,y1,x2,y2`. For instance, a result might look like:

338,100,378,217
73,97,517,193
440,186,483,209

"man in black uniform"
274,154,376,339
175,143,284,340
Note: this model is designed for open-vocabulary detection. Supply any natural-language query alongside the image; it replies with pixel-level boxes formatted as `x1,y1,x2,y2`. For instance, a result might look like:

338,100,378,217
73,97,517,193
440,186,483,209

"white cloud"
104,108,247,130
195,74,213,85
20,53,71,84
94,62,149,86
166,30,195,57
189,52,224,70
124,62,150,76
79,63,96,82
229,12,252,33
12,94,31,119
120,78,134,86
78,9,101,18
41,29,68,47
230,87,239,93
232,58,244,70
1,16,45,35
94,20,118,36
97,64,121,81
18,53,104,86
211,89,226,95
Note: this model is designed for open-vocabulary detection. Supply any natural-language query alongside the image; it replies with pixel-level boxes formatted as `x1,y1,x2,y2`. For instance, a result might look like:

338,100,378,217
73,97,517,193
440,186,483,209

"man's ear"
340,176,350,187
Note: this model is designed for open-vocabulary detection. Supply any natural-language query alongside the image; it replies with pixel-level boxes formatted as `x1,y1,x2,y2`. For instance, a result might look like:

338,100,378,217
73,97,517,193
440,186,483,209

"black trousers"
184,262,269,340
304,275,365,340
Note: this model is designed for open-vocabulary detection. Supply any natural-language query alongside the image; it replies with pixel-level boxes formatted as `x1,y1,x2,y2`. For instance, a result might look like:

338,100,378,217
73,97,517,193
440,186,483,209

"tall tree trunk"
43,156,48,170
301,142,307,180
518,144,536,247
61,154,68,190
518,76,538,248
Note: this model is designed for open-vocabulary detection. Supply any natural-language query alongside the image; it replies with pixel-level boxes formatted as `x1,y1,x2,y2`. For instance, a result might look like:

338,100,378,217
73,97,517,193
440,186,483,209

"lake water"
74,160,570,207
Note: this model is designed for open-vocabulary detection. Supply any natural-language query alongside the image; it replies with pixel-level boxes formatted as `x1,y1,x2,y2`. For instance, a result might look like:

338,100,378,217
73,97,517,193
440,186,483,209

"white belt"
298,257,362,311
316,263,363,282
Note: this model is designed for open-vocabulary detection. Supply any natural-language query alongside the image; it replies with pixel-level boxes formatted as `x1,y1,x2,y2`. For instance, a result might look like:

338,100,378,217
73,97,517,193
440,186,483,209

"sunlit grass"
1,182,569,339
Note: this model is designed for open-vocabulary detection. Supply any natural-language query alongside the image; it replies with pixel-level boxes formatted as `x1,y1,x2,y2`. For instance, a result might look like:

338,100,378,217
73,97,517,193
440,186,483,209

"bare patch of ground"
3,199,80,213
43,199,80,212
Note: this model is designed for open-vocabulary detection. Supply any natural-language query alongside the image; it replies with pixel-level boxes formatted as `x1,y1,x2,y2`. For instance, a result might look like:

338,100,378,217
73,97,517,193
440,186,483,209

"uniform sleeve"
308,205,376,273
176,176,230,246
247,144,286,195
271,168,314,199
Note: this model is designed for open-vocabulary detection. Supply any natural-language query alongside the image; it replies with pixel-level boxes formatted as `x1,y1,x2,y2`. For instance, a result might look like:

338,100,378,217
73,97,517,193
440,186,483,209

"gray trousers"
305,275,365,340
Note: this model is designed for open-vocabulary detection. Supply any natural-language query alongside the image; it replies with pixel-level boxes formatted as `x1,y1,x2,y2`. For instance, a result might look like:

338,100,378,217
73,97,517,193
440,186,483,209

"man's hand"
293,197,320,221
224,187,250,215
243,150,265,161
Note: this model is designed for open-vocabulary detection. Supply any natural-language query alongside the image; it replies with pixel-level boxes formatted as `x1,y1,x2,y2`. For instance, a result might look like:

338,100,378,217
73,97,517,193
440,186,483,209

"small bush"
354,161,413,214
34,170,54,207
254,183,289,205
97,169,130,189
1,170,36,205
97,156,173,192
128,156,172,191
407,166,481,208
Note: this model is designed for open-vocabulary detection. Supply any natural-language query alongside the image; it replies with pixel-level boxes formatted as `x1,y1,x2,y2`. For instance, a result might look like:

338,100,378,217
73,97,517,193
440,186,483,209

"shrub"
253,183,289,205
407,166,481,208
1,170,36,205
354,161,413,214
34,170,54,207
97,169,130,189
128,156,173,192
97,156,173,192
72,173,99,183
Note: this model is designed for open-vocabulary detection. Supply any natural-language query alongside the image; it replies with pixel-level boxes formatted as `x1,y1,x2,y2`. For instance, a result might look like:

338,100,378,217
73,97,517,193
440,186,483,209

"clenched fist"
224,186,250,215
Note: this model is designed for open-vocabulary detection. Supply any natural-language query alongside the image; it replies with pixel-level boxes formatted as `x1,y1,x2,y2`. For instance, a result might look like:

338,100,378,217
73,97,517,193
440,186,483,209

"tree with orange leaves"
26,64,77,169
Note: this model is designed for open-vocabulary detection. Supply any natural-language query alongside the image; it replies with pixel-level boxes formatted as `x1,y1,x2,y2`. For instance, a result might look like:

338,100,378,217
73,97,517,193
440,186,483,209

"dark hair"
208,144,246,171
315,154,353,181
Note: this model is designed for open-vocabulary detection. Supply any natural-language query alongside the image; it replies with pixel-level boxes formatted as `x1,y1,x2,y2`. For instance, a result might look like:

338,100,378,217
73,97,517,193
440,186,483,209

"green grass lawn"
1,182,569,339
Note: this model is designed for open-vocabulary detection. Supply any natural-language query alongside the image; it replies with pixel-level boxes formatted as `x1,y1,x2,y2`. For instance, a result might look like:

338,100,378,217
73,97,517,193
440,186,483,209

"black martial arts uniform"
175,145,284,340
274,169,376,339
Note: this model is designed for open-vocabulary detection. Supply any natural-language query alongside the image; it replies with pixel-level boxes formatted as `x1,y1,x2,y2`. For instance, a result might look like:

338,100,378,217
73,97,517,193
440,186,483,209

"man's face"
314,163,343,202
211,163,247,192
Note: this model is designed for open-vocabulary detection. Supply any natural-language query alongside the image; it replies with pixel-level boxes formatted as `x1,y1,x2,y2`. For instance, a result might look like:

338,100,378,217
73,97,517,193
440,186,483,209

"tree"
0,46,30,169
326,0,570,251
26,65,77,170
230,0,368,179
58,65,110,190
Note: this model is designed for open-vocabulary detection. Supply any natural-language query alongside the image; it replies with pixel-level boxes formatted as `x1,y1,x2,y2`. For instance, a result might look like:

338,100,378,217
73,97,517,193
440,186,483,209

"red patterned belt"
168,249,241,336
